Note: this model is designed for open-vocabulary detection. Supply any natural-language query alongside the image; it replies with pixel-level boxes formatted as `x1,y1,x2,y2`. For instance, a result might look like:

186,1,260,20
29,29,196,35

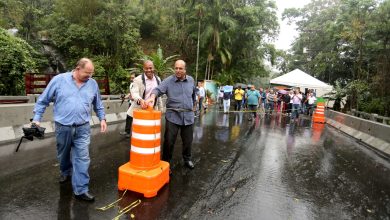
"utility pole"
195,5,203,84
195,18,201,83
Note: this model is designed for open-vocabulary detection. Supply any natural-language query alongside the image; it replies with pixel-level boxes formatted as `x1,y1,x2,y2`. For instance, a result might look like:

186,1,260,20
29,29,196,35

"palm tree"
128,45,178,79
182,0,237,80
196,0,236,80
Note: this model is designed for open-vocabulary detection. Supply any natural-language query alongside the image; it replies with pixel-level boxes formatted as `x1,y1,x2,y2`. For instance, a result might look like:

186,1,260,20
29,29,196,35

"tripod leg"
15,136,26,152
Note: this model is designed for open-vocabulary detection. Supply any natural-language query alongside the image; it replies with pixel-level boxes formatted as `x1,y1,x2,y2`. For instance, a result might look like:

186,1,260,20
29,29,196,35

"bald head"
143,60,153,67
75,58,93,69
143,60,155,79
74,58,94,82
175,60,186,68
174,60,186,80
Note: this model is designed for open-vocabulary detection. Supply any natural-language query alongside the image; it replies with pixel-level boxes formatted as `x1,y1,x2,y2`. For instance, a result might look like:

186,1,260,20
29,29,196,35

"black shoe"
184,161,195,169
120,131,130,138
59,175,71,184
74,192,95,202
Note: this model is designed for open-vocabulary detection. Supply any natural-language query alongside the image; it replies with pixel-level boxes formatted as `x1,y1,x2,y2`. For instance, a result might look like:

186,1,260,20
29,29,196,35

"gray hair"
75,58,93,69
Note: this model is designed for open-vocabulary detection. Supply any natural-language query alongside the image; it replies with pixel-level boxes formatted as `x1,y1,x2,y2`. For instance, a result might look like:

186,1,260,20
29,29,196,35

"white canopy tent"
270,69,333,97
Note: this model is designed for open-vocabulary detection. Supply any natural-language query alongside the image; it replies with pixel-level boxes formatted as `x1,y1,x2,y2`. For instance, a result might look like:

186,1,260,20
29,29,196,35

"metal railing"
24,72,110,95
349,109,390,125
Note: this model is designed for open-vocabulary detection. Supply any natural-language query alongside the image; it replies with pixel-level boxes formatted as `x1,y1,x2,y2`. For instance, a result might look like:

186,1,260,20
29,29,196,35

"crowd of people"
217,85,317,121
30,56,318,202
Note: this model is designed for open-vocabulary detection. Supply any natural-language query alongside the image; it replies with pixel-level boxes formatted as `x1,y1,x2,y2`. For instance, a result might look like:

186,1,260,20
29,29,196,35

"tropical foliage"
0,0,389,115
0,28,42,95
283,0,390,115
0,0,278,94
128,45,178,79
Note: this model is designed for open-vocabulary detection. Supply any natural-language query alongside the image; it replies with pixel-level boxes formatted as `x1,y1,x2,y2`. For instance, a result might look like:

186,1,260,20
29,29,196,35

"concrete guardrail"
326,110,390,156
0,100,129,144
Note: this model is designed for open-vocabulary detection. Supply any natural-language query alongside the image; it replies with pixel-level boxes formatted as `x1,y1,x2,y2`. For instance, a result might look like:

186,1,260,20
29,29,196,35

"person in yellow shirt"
234,86,245,111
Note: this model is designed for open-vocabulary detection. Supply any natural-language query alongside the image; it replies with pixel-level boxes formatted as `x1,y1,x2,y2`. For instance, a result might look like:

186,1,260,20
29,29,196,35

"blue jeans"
292,104,300,119
55,122,91,195
268,101,274,112
198,97,204,112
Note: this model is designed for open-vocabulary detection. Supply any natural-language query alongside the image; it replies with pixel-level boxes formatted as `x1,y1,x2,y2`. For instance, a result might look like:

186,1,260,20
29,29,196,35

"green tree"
44,0,143,93
182,0,278,84
1,0,279,96
284,0,390,115
0,28,38,95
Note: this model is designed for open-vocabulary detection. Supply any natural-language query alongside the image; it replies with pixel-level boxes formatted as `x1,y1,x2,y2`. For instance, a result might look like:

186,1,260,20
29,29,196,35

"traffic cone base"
118,108,169,198
312,115,326,123
118,161,170,198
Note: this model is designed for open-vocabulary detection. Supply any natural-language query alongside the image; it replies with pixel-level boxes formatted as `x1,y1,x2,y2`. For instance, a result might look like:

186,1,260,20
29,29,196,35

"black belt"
72,122,89,127
166,108,193,112
57,122,89,127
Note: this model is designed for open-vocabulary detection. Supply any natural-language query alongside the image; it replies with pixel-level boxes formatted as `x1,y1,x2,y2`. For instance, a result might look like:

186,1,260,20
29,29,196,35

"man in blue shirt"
32,58,107,202
146,60,197,171
246,85,261,121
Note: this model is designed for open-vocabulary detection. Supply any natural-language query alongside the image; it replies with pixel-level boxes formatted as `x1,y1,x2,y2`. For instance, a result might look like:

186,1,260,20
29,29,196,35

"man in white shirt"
307,93,317,116
197,81,206,114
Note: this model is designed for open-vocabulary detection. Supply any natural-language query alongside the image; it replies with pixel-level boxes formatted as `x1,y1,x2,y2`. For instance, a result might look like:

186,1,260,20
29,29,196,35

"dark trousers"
124,115,133,134
162,120,193,163
124,103,133,134
248,105,257,118
198,97,204,112
235,99,242,111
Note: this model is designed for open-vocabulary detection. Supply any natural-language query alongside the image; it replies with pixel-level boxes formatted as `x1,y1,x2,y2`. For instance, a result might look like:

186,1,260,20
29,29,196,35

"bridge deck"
0,110,389,219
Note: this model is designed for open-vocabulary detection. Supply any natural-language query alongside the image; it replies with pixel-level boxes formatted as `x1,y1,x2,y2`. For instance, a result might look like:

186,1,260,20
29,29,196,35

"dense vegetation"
0,0,278,94
282,0,390,115
0,0,389,115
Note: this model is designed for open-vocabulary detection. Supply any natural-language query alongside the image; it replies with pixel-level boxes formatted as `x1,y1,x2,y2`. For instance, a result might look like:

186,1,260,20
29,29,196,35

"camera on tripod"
15,122,46,152
22,123,45,140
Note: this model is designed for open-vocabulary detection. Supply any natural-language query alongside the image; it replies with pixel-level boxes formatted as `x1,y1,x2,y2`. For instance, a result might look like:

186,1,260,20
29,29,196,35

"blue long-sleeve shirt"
152,74,197,126
33,72,105,125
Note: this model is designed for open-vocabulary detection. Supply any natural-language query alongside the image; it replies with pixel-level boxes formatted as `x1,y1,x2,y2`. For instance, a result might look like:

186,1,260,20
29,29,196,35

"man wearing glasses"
32,58,107,202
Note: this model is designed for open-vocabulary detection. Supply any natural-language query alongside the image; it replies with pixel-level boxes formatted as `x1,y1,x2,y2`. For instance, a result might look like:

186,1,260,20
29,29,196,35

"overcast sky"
274,0,311,50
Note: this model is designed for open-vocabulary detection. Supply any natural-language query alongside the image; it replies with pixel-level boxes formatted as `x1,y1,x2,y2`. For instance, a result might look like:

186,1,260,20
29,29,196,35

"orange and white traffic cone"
118,107,169,198
312,102,326,124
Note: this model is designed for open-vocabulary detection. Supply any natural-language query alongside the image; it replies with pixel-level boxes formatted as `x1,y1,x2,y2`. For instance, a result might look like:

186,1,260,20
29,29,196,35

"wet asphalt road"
1,108,390,220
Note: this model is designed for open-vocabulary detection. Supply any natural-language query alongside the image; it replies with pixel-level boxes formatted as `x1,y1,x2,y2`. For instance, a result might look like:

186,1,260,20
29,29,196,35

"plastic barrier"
118,107,169,198
312,98,326,124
